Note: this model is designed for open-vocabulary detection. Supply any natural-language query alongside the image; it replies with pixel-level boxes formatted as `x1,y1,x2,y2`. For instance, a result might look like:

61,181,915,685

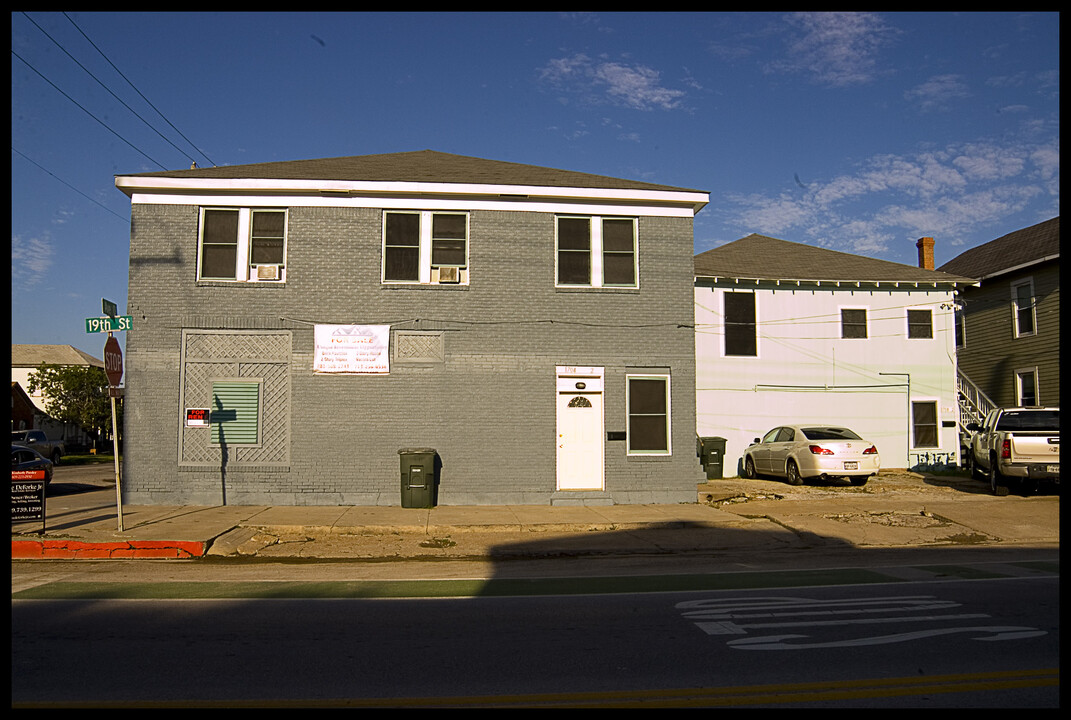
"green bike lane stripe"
11,562,1058,600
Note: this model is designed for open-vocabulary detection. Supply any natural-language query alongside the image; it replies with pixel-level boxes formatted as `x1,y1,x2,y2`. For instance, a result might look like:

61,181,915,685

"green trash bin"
399,448,437,508
698,436,727,480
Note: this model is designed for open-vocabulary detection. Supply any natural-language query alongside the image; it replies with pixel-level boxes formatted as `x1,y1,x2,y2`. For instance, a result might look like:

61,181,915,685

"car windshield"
11,432,27,440
802,427,861,441
996,410,1060,431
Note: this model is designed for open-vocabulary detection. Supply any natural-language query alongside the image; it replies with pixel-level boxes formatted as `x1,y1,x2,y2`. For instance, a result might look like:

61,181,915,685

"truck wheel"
988,457,1009,496
968,452,984,480
50,450,61,465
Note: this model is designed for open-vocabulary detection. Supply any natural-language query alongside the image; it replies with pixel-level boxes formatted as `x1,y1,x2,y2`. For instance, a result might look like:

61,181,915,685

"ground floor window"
911,400,938,448
210,380,261,446
627,374,671,455
1016,368,1039,406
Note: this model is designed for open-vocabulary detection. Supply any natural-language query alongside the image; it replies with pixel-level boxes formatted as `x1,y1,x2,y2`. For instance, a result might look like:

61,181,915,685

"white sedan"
742,425,880,486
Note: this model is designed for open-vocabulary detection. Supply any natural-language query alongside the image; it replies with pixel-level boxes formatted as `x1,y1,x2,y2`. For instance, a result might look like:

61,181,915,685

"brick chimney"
916,236,935,270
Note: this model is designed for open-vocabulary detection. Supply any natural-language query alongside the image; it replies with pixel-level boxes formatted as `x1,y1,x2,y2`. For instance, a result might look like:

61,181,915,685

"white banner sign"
314,324,390,374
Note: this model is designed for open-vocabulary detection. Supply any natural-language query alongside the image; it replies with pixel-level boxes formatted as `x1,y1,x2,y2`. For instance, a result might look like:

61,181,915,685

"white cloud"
539,53,686,110
722,136,1056,253
768,12,898,87
904,74,971,113
11,233,54,286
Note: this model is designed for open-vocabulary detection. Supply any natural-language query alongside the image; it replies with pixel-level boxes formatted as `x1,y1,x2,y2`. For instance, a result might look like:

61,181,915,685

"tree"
26,363,120,446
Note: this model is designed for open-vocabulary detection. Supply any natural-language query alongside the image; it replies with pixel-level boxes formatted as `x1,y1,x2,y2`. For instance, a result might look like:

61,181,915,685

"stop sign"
104,336,123,386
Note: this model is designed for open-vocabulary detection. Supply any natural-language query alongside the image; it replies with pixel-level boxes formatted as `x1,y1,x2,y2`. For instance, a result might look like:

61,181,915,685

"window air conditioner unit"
255,264,282,281
437,266,460,284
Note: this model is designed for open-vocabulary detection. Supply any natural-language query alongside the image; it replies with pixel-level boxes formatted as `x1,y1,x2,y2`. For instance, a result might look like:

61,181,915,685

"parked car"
11,444,54,485
11,429,64,464
966,407,1059,496
742,425,880,486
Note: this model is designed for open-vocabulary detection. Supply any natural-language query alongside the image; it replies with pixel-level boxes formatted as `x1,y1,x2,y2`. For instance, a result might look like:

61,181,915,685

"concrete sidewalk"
11,466,1059,560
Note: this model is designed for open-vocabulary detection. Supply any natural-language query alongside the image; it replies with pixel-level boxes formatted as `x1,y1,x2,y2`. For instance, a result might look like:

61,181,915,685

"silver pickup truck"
967,407,1059,495
11,430,65,465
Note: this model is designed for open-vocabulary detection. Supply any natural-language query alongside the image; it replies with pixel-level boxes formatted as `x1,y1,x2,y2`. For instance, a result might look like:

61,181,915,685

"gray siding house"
115,150,709,506
940,217,1059,409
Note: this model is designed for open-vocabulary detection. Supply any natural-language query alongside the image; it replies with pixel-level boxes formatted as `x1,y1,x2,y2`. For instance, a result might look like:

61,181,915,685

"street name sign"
86,316,132,333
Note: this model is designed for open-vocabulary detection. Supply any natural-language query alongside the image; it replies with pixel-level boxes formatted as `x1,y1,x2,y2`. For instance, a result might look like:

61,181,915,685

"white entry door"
556,367,605,491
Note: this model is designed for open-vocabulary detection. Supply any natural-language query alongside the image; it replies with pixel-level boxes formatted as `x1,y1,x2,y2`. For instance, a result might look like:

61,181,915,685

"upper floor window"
383,211,468,285
199,208,287,282
1011,278,1036,338
724,291,757,356
907,309,933,339
555,216,637,288
840,308,868,338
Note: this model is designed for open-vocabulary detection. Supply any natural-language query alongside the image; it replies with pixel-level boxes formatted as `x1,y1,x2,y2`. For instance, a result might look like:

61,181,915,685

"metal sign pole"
106,331,124,532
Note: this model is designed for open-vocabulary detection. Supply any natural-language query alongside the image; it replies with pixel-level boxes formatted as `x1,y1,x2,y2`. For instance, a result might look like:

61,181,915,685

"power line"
12,147,129,224
12,49,168,170
62,11,217,168
21,11,198,168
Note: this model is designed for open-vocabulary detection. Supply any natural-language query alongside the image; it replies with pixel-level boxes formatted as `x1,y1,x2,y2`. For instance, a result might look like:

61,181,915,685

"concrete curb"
11,539,206,559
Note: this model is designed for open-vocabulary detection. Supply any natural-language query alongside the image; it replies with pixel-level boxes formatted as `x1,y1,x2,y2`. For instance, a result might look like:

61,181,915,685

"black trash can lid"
399,448,436,454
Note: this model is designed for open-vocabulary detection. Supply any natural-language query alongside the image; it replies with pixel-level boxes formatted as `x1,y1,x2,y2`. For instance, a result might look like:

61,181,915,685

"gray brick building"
115,151,709,506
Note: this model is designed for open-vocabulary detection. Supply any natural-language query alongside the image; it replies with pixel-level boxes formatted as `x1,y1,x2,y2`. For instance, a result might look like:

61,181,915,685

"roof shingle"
938,216,1059,279
695,234,975,285
117,149,704,194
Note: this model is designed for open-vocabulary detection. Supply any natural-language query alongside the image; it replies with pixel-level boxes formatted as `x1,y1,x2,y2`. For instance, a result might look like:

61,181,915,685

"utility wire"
21,12,197,169
12,49,168,170
12,147,130,224
62,11,217,168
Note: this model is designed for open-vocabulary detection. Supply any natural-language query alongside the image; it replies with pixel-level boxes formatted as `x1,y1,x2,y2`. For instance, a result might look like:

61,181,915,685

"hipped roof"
695,234,976,287
116,149,704,194
938,216,1059,280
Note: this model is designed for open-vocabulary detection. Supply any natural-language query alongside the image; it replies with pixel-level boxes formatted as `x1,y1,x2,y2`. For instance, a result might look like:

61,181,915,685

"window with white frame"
1011,278,1036,338
383,211,469,285
626,374,671,455
1016,368,1039,406
199,208,287,282
555,216,637,288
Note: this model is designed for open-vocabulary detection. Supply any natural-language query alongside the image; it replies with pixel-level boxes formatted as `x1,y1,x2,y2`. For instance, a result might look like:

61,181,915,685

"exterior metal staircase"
957,369,996,442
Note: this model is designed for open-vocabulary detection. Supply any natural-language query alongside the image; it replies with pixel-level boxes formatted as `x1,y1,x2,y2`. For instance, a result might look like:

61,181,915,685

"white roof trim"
115,176,710,213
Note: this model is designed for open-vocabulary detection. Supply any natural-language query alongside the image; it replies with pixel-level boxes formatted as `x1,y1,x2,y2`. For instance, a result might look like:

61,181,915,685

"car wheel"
988,456,1009,496
786,460,804,486
51,450,61,465
850,476,868,486
743,456,757,479
967,452,984,480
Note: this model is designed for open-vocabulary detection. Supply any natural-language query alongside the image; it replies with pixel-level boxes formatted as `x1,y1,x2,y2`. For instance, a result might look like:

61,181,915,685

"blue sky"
11,11,1060,357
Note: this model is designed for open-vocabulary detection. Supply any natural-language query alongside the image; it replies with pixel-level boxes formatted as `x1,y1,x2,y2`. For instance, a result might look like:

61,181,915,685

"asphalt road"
12,573,1058,707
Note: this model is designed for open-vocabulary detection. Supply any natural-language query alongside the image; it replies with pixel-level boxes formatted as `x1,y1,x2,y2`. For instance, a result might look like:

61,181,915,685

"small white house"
695,234,977,475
